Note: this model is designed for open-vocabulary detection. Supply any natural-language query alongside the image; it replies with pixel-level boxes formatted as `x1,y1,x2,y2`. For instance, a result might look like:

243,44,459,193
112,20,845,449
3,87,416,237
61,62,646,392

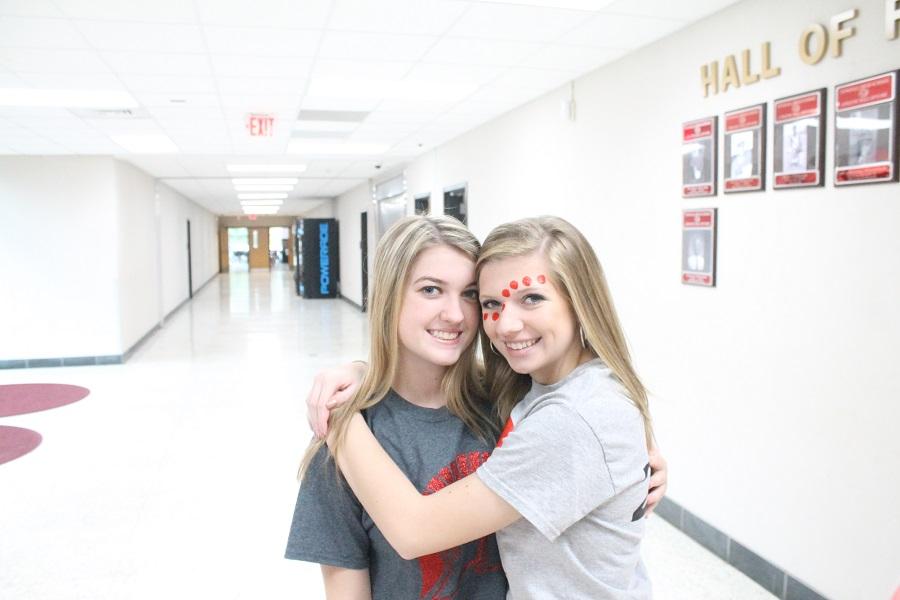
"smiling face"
479,252,585,385
396,244,480,373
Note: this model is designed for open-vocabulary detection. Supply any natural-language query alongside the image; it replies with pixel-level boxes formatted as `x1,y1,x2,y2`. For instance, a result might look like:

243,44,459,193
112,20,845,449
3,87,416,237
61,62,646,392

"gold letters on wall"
701,3,899,96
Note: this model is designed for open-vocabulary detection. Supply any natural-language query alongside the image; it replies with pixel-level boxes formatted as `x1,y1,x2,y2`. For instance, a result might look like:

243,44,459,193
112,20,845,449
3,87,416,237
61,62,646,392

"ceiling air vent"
70,107,152,119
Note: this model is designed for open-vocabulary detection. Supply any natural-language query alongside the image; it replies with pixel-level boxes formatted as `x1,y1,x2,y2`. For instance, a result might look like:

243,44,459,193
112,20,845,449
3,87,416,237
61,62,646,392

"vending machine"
295,218,339,298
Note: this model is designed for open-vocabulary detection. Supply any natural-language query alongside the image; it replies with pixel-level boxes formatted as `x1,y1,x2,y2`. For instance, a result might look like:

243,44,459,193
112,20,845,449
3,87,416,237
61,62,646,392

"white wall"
0,156,219,359
334,184,373,307
0,156,121,359
333,2,900,597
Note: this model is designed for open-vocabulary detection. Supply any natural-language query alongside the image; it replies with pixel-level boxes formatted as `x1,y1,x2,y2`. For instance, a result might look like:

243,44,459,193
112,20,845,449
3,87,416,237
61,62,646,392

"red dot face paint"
509,280,518,290
501,289,510,297
537,274,546,284
522,276,532,286
483,312,488,321
501,303,506,311
492,312,499,321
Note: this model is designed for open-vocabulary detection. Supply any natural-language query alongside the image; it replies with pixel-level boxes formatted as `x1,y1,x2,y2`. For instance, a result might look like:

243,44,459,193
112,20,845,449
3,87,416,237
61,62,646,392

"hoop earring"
489,341,500,356
579,326,586,349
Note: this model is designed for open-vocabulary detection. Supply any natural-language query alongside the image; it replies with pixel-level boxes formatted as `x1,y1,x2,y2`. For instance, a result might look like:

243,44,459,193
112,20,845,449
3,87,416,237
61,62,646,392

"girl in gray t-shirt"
326,217,656,599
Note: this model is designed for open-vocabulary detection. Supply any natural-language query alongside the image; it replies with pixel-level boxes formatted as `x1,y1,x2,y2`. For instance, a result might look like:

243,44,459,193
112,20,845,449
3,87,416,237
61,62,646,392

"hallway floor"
0,269,776,599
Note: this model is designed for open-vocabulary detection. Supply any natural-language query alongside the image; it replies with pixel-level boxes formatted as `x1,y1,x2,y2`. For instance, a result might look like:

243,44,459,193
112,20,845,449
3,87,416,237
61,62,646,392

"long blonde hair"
476,216,654,447
299,215,498,479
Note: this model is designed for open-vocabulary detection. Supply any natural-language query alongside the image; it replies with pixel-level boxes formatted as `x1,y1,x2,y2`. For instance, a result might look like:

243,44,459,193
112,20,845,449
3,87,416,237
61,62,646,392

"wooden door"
248,227,270,269
219,228,229,273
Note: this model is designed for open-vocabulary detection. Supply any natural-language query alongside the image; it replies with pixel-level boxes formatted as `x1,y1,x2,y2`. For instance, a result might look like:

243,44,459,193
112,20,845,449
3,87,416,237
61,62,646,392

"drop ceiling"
0,0,740,215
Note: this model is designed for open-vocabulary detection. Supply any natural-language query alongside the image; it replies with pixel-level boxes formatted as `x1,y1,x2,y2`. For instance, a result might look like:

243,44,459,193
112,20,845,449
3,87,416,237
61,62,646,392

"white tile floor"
0,268,776,600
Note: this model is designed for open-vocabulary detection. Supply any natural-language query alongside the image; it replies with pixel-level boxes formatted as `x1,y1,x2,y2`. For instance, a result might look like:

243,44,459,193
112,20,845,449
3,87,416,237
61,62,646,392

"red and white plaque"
682,116,717,198
834,71,899,186
723,104,766,193
773,89,825,189
682,209,717,287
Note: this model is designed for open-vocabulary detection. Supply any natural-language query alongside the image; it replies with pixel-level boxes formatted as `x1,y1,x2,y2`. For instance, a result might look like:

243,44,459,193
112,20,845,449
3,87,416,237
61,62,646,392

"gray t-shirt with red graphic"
477,359,651,599
285,390,507,600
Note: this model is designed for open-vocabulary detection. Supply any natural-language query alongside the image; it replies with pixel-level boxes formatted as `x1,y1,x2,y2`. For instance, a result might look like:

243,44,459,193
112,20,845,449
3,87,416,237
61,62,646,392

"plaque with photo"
682,117,717,197
834,70,899,185
682,209,717,287
773,89,826,189
723,104,766,193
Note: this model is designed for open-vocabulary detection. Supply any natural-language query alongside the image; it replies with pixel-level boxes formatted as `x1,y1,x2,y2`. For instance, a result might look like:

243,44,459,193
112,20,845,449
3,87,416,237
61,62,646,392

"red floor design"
0,384,90,418
0,426,43,466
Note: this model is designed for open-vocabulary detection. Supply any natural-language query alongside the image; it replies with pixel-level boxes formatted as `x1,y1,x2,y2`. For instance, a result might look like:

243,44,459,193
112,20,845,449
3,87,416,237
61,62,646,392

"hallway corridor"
1,269,774,600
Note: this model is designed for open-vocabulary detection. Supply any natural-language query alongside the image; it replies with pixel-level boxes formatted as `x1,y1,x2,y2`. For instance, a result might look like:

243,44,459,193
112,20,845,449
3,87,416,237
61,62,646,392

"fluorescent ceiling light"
234,185,294,192
467,0,617,10
242,206,280,215
227,164,307,173
238,193,288,200
287,139,389,155
0,88,140,109
231,178,299,185
306,78,478,103
294,120,359,133
240,200,284,206
110,134,178,154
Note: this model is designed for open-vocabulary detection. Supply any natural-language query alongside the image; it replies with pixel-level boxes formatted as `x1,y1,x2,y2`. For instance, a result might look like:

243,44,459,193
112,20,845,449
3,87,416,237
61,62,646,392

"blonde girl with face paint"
285,216,508,600
317,216,657,599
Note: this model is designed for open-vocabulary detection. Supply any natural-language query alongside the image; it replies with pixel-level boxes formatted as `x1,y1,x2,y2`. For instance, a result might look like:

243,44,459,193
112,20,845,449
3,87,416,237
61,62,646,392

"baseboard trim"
654,497,828,599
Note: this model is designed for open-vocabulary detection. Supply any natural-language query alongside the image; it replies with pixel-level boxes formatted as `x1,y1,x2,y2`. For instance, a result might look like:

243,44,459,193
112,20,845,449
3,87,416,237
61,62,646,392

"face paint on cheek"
492,312,499,321
537,274,546,284
483,312,488,321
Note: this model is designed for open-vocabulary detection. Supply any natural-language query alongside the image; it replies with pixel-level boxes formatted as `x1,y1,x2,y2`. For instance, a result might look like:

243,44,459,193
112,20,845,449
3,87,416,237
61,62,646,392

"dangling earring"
489,341,500,355
579,326,586,349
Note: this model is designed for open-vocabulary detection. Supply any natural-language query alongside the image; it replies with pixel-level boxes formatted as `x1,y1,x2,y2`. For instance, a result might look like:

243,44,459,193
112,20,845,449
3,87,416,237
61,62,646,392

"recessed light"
240,200,284,206
234,185,294,192
287,139,389,155
110,134,178,153
0,88,140,109
231,178,299,185
227,164,307,174
238,193,288,200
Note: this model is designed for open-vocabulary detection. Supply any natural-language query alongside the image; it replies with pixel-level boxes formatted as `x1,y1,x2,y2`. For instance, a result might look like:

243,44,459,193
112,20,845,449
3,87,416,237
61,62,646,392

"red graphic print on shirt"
417,450,502,599
496,417,514,448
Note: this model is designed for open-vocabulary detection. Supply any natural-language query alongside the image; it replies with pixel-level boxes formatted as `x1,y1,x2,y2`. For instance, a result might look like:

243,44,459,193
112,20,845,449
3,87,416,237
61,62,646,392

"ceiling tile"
217,77,306,96
210,55,313,79
563,13,685,48
196,0,332,29
101,51,212,76
123,155,189,177
317,31,437,62
220,95,301,112
74,20,206,53
310,59,413,81
119,74,218,94
54,0,196,23
602,0,738,21
203,26,322,57
135,92,221,109
446,3,592,42
328,0,468,36
0,17,90,49
0,0,64,18
405,62,503,86
15,71,125,89
0,48,113,74
518,43,627,71
423,37,543,66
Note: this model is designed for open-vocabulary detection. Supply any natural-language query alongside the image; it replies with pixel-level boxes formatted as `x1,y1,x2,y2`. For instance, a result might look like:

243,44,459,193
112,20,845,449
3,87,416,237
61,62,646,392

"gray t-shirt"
477,360,651,599
285,390,508,600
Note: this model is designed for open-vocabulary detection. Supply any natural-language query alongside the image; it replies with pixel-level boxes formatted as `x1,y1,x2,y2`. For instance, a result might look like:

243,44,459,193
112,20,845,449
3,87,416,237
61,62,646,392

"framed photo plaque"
773,89,826,189
724,104,766,192
834,70,899,185
682,208,717,287
682,117,717,197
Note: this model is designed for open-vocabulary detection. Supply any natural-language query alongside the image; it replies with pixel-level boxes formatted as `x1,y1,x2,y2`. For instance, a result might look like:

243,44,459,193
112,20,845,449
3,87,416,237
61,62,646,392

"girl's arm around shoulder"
331,412,521,560
321,565,371,600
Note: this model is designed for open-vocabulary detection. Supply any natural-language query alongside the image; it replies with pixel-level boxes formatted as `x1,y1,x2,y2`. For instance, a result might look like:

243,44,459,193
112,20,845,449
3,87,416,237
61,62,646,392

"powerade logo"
319,223,330,295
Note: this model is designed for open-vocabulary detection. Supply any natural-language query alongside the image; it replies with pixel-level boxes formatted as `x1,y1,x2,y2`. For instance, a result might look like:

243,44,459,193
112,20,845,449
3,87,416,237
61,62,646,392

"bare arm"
321,565,371,600
645,442,668,517
332,413,521,560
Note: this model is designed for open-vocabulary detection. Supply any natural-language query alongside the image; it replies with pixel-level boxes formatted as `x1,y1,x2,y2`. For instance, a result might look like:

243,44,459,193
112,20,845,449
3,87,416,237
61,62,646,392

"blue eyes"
419,286,478,300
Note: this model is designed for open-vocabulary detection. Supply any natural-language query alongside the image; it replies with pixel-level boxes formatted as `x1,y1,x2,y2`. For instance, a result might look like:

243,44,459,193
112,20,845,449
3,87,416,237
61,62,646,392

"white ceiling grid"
0,0,740,215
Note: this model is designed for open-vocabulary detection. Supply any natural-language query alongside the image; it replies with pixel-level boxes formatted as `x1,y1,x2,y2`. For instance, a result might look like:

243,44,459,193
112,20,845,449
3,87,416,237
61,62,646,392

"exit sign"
246,113,275,137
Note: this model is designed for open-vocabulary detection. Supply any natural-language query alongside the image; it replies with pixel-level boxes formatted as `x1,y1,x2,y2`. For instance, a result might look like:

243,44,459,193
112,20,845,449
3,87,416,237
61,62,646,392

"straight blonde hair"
299,215,498,479
476,216,654,447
